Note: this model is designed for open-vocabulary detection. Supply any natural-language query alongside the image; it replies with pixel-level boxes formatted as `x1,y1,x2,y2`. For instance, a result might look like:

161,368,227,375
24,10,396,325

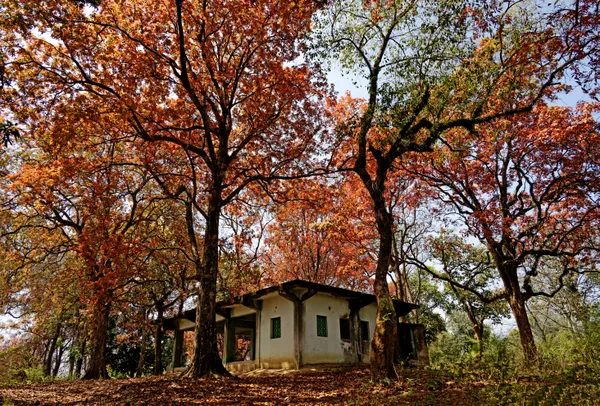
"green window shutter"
271,317,281,339
317,315,328,337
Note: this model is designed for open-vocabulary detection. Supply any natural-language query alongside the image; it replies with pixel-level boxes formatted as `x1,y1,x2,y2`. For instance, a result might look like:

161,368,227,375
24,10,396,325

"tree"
409,102,600,364
2,0,326,377
264,177,376,291
528,259,599,343
0,202,86,379
314,0,596,379
387,188,433,317
218,197,271,297
0,124,163,378
115,196,194,375
424,231,509,358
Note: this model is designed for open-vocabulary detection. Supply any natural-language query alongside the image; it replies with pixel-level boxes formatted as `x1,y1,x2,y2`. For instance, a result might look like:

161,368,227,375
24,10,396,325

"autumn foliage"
0,0,599,391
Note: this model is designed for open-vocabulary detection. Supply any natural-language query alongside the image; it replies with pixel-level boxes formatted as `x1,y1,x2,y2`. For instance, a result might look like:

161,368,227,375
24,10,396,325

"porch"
165,302,261,372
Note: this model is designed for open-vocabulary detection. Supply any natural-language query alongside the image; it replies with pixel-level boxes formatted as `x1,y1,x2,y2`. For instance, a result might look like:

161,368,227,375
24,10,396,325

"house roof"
163,279,419,330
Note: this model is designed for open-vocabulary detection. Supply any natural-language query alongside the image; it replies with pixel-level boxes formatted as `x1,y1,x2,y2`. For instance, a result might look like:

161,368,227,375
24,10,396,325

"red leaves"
263,176,376,291
409,101,600,266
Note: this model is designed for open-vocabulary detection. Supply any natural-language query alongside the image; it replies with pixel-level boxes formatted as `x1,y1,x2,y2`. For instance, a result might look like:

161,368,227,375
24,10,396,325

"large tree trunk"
154,304,164,375
392,237,417,323
507,287,538,365
494,260,538,366
370,202,398,382
82,302,111,379
183,198,230,378
489,244,539,366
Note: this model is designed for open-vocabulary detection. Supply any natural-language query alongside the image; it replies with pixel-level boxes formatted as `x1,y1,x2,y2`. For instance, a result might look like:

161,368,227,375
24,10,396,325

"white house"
163,280,429,372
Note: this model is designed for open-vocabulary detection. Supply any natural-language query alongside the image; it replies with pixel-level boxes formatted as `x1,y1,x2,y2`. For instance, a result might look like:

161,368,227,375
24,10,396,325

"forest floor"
0,364,597,405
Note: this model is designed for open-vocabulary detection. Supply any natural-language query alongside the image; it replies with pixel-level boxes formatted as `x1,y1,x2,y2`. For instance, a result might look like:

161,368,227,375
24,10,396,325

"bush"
0,345,42,385
427,319,600,405
21,367,46,384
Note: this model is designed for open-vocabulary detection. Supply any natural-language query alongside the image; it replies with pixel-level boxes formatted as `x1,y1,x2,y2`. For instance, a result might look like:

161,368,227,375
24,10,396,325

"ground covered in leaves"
1,365,598,405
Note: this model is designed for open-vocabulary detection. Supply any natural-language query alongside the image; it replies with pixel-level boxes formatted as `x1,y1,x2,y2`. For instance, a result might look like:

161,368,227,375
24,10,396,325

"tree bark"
494,259,538,366
370,202,398,382
392,237,417,323
473,321,484,360
508,287,538,366
154,304,164,375
44,324,61,377
82,302,111,379
183,198,230,378
487,240,539,366
52,343,65,377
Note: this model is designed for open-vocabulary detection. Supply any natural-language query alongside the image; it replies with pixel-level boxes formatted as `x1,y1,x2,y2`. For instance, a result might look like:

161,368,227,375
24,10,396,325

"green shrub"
22,367,46,384
0,345,43,385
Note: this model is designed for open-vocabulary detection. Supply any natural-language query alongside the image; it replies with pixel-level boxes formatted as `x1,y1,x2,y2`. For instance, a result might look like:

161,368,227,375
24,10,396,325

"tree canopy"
0,0,598,386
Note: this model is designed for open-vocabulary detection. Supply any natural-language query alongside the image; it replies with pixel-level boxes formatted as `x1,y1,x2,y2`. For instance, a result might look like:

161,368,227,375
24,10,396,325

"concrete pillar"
296,301,305,368
279,289,316,369
412,324,430,366
250,322,256,361
172,330,184,368
254,307,261,367
289,299,303,369
278,291,302,369
349,304,361,363
223,317,236,363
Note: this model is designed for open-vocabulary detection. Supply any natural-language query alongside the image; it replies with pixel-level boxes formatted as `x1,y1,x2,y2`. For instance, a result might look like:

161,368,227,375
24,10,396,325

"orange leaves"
263,175,376,291
409,100,600,264
2,0,328,213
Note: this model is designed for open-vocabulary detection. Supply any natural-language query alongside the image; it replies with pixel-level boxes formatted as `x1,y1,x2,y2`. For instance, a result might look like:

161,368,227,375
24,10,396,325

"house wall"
258,294,295,369
302,293,377,365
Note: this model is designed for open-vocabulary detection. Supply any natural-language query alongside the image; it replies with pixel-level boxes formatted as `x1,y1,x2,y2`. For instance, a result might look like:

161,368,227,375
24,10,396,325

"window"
317,315,328,337
271,317,281,339
360,321,369,341
339,318,350,340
